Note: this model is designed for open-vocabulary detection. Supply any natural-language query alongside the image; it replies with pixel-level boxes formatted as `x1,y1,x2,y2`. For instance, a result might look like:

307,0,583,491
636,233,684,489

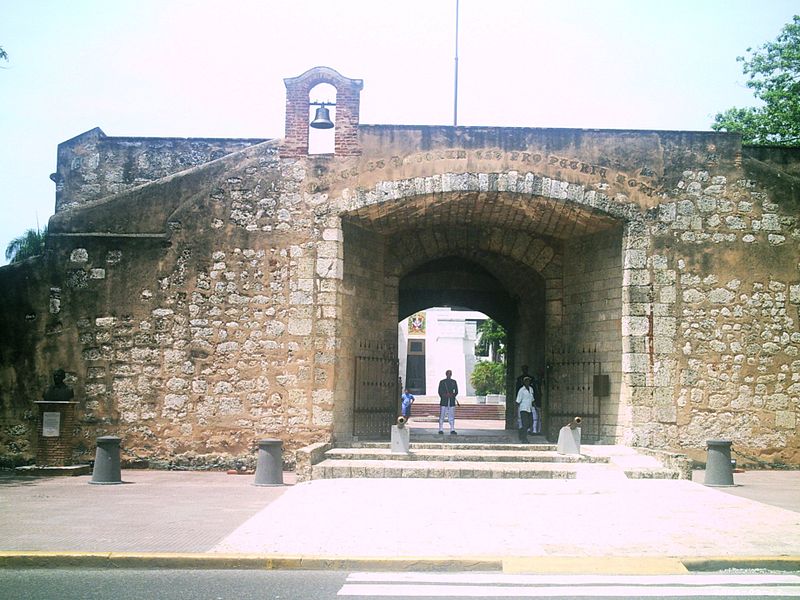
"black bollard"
704,439,734,487
254,438,284,486
89,436,122,485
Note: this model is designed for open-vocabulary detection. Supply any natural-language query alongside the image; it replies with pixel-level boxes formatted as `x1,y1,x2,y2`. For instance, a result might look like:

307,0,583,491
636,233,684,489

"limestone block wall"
553,228,624,442
1,141,346,469
336,220,396,441
53,128,268,212
630,168,800,464
2,121,799,469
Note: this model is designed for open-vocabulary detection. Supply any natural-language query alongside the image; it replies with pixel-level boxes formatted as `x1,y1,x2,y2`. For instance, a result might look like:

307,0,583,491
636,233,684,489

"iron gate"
352,340,400,439
546,347,605,443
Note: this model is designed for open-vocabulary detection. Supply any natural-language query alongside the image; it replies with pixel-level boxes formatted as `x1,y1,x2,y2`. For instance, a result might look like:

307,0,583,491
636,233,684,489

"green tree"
470,361,506,396
0,46,7,63
5,226,47,263
712,16,800,145
474,319,506,362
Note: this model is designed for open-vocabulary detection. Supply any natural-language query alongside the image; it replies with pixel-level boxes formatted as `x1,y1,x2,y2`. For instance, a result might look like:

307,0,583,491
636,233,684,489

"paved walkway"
1,467,799,571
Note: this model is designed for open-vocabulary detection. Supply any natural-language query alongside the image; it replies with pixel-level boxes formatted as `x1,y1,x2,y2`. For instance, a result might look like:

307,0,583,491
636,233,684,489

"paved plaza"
1,467,798,571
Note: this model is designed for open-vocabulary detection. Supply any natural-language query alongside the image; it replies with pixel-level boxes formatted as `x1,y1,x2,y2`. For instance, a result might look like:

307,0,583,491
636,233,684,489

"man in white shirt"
515,376,535,443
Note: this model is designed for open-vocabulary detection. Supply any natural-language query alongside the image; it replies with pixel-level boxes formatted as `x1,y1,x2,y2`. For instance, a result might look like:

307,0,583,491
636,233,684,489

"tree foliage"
0,46,7,63
470,360,506,396
5,227,47,263
712,16,800,146
474,319,506,362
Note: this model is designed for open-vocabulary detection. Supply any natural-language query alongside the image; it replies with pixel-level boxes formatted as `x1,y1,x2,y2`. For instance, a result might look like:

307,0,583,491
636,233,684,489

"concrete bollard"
704,439,735,487
391,416,411,455
557,417,582,455
89,436,122,485
254,438,284,486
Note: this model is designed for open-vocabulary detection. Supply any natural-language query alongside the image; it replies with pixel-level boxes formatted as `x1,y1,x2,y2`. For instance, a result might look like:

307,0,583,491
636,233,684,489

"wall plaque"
42,412,61,437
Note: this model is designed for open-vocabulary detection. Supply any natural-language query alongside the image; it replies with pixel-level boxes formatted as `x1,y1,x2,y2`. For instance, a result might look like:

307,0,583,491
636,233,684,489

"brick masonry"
35,402,80,466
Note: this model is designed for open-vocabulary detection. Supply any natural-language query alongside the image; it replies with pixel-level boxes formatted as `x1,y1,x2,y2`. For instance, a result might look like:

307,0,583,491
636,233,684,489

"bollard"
557,417,582,455
704,439,735,487
89,436,122,485
254,438,284,486
391,416,411,455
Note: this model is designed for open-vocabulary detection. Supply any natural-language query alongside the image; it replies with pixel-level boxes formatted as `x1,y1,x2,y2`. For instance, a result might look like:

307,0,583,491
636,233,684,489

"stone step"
310,459,643,480
324,447,609,464
298,442,689,482
352,441,556,452
409,404,506,420
311,458,680,480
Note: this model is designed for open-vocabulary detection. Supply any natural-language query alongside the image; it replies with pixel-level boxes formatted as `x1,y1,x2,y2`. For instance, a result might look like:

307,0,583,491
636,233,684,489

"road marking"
338,584,800,597
339,572,800,597
346,572,800,585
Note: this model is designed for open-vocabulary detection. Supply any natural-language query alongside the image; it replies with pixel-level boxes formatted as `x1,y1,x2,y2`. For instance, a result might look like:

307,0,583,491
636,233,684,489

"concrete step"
352,441,557,451
311,459,597,479
311,457,680,481
401,430,529,444
324,447,609,464
303,441,688,481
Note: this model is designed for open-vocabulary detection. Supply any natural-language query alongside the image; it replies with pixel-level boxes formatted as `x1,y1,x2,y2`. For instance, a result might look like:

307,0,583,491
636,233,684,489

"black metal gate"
352,340,400,439
545,347,605,443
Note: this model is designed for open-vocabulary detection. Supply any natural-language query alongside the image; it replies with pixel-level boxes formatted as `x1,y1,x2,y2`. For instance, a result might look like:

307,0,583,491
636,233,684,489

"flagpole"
453,0,460,127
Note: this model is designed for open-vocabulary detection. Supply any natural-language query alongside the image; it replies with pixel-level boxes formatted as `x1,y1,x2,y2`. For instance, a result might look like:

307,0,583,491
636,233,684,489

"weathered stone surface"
0,68,798,470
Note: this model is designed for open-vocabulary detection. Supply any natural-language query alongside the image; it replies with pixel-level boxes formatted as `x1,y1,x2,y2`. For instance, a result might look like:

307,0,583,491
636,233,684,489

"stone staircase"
296,436,690,482
409,403,506,420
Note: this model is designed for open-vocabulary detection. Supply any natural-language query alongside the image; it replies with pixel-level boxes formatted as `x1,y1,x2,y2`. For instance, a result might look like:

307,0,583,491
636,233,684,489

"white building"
398,307,489,398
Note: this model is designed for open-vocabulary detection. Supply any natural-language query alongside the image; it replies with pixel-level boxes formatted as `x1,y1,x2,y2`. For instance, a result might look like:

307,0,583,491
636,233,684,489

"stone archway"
333,172,640,443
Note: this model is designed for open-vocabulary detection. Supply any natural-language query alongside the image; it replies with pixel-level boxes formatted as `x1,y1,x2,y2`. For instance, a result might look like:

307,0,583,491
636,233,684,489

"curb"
1,551,799,572
0,552,502,571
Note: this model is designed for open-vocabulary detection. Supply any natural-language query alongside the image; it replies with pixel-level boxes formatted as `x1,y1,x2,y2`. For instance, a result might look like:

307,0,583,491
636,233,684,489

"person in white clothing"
515,376,535,443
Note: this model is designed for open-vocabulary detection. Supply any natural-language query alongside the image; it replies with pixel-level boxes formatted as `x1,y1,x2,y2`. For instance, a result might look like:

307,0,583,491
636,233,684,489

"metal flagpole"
453,0,460,126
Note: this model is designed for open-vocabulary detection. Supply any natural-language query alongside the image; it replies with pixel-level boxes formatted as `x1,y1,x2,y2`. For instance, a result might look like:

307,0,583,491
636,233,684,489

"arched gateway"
1,66,798,470
336,174,637,445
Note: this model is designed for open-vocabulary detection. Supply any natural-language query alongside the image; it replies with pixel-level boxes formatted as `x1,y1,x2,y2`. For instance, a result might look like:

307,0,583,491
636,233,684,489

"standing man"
516,376,535,443
437,369,459,435
516,364,542,435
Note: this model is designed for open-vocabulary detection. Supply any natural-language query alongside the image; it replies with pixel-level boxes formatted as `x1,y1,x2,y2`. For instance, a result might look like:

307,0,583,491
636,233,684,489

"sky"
1,0,797,264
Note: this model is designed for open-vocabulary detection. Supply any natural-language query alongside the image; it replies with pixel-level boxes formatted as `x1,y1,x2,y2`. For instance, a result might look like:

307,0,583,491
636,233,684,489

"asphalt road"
1,569,799,599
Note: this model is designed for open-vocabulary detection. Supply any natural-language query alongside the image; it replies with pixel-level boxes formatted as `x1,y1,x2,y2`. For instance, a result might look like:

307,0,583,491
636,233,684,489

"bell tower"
282,66,364,158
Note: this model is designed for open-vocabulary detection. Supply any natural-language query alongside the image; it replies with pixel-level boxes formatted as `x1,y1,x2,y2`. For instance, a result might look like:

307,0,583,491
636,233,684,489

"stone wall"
1,140,344,469
557,228,625,441
52,128,268,211
644,169,800,464
1,121,799,469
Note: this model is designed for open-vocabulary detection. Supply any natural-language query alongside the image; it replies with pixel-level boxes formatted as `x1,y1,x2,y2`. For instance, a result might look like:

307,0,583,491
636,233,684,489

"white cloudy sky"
1,0,797,263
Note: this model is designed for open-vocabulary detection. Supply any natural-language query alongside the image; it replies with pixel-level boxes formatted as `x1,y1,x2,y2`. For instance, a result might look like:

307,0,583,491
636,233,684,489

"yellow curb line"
1,551,798,572
503,557,688,574
0,551,501,571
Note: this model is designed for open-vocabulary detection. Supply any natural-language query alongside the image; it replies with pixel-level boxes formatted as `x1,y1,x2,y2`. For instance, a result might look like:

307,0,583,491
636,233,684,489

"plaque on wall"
42,412,61,437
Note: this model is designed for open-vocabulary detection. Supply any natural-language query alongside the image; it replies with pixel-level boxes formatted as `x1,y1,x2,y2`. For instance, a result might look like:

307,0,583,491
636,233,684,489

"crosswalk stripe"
338,583,800,597
339,572,800,597
339,584,800,598
345,572,800,585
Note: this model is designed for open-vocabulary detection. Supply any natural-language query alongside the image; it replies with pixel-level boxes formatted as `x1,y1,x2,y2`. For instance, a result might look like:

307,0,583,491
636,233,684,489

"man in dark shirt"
437,370,459,435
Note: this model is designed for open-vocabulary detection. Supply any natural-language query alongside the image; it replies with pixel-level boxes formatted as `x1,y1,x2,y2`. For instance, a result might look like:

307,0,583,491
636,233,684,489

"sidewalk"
1,468,799,572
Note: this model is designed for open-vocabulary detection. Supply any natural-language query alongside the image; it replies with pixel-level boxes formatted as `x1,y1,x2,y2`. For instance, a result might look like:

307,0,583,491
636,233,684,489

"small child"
400,388,415,419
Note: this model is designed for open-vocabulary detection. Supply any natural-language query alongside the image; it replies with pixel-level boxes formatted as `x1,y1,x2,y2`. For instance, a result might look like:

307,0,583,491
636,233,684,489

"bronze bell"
310,105,334,129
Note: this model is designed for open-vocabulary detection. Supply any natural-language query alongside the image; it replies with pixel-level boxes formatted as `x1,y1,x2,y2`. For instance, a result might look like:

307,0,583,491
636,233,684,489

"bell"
310,105,334,129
